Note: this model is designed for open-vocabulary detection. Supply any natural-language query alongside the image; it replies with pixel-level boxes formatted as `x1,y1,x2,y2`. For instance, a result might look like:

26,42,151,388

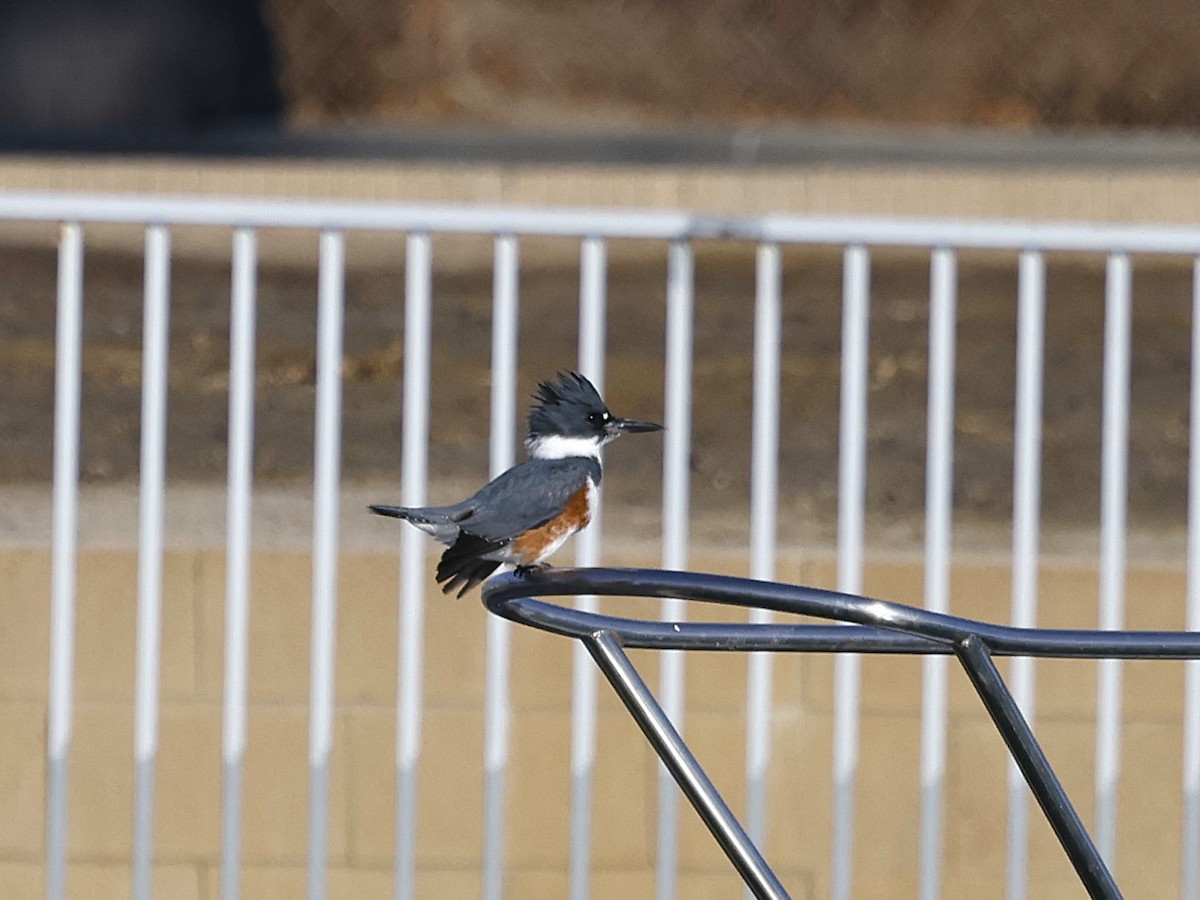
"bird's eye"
588,412,604,423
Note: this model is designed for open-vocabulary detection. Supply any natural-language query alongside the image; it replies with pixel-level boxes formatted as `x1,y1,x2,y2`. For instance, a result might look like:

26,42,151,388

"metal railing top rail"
481,566,1192,900
484,566,1200,660
8,189,1200,252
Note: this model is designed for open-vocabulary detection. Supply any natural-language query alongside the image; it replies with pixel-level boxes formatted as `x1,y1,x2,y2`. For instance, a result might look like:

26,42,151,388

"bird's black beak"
611,417,663,435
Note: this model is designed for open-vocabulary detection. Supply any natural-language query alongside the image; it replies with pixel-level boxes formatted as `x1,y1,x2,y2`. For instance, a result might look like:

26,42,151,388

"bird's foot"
514,562,551,579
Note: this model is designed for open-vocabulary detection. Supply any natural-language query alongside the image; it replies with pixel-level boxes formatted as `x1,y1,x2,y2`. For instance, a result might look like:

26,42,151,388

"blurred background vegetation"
4,0,1200,136
266,0,1200,129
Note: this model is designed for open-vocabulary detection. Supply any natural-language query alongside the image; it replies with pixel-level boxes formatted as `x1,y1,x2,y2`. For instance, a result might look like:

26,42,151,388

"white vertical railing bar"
220,228,259,900
1005,250,1046,900
831,243,870,900
132,224,172,900
918,247,956,900
395,232,433,900
46,222,84,900
483,233,519,900
657,239,694,900
570,235,607,900
1183,256,1200,900
1096,252,1131,866
744,242,781,888
307,230,346,900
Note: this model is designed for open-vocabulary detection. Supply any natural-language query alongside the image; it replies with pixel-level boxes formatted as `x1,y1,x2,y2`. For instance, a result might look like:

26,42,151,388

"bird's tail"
369,503,460,542
369,503,421,521
371,504,501,596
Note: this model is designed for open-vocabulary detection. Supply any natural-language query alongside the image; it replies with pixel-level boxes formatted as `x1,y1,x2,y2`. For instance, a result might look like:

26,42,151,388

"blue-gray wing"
454,456,600,544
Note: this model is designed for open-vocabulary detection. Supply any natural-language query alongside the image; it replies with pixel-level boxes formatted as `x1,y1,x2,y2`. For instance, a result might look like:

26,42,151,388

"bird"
370,371,663,597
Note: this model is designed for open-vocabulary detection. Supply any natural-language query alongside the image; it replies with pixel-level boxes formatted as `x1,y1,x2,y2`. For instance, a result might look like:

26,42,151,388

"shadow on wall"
0,0,282,134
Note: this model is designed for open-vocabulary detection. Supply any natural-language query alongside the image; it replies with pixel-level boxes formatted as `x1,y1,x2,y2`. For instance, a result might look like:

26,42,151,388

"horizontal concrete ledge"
3,123,1200,170
0,481,1187,565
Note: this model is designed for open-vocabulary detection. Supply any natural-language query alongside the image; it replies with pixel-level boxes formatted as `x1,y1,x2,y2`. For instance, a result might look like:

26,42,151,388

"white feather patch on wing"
412,519,460,543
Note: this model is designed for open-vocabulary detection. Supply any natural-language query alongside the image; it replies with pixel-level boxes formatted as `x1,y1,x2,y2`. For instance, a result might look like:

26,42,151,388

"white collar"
525,433,604,460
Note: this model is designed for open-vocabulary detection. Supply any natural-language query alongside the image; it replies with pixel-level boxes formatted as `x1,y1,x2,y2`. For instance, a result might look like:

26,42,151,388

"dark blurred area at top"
0,0,281,133
3,0,1200,158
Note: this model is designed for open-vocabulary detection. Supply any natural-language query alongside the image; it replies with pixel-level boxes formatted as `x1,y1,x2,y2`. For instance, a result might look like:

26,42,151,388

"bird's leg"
514,562,552,579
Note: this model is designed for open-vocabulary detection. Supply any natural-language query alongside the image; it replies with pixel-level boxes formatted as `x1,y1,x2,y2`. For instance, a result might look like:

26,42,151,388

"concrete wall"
2,154,1200,223
0,541,1189,899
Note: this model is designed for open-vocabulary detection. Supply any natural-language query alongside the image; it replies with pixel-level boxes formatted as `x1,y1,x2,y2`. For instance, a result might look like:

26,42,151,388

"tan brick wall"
0,543,1189,897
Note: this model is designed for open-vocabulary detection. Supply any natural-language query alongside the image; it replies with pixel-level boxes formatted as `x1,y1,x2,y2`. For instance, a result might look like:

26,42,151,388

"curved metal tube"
484,566,1200,659
481,567,1150,900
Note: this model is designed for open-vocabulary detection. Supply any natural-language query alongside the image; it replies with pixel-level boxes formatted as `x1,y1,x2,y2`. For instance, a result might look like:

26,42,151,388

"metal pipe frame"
585,631,789,900
478,565,1200,900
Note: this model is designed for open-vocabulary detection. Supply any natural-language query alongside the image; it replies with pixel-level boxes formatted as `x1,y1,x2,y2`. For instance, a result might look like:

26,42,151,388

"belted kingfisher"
370,371,662,597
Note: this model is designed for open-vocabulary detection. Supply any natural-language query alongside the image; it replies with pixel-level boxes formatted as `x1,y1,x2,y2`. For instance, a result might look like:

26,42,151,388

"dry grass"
266,0,1200,129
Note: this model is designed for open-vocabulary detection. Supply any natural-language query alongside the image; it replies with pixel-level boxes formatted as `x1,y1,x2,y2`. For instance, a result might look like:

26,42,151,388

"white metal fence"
13,190,1200,899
